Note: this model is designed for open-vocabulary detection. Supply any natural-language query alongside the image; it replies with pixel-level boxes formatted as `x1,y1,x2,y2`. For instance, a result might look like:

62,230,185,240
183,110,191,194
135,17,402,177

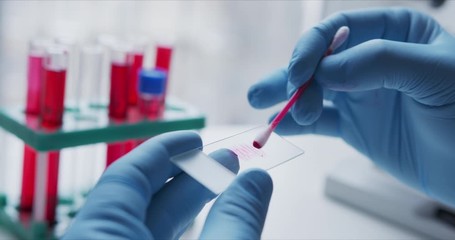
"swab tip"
253,140,263,149
329,26,350,51
252,127,273,149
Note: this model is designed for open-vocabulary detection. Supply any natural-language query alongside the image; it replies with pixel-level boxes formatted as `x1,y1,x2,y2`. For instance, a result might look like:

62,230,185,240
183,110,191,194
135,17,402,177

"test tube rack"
0,98,205,239
0,99,204,151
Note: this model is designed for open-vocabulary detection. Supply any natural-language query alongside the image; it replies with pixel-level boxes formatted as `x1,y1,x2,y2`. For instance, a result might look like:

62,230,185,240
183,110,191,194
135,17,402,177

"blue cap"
138,68,166,94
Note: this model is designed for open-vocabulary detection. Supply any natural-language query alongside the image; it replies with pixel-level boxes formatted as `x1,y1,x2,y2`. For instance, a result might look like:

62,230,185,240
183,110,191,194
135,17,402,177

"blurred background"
0,0,454,125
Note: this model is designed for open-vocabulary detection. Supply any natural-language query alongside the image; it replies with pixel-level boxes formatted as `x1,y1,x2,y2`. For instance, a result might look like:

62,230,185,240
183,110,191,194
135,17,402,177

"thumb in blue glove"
200,169,273,239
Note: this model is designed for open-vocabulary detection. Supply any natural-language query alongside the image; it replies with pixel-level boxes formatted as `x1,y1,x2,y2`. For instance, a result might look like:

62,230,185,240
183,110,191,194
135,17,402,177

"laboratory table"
182,125,423,239
0,124,430,239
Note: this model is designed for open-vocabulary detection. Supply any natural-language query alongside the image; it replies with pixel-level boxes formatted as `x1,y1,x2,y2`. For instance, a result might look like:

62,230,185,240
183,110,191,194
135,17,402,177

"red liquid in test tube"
42,69,66,127
155,45,173,112
109,62,129,119
107,46,131,167
106,142,126,167
25,56,44,115
25,39,51,114
155,45,173,72
45,151,60,223
125,45,145,151
106,63,129,164
128,52,144,106
138,96,163,119
20,145,36,211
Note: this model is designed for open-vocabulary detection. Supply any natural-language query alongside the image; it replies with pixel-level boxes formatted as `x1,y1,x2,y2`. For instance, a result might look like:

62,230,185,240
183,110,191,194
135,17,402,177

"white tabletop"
182,125,422,239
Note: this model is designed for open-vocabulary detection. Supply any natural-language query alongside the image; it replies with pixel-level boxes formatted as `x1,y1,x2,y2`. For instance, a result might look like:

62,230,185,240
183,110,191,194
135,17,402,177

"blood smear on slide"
230,144,266,160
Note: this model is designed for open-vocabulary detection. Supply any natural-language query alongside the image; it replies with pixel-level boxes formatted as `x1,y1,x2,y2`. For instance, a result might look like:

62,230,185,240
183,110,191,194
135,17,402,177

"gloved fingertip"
247,84,264,108
233,169,273,198
286,84,298,98
146,130,202,157
199,169,273,240
291,108,321,126
209,148,240,174
288,61,312,89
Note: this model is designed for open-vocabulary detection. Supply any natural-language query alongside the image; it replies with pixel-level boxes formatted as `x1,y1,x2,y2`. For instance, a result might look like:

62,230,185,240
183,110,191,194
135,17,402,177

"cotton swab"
253,26,350,149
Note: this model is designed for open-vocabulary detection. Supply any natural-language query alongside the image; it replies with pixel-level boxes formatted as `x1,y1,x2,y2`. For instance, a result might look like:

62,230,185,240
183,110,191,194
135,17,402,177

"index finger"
289,7,427,88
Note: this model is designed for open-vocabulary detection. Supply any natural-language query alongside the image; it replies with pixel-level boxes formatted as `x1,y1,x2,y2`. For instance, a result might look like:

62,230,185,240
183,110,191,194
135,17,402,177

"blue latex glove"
248,8,455,208
63,131,273,239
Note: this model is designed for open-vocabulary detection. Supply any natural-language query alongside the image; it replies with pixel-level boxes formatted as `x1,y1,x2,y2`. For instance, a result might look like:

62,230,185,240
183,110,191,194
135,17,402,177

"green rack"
0,98,205,151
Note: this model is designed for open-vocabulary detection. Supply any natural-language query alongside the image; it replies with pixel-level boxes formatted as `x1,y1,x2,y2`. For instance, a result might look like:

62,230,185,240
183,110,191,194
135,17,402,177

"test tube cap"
138,69,166,94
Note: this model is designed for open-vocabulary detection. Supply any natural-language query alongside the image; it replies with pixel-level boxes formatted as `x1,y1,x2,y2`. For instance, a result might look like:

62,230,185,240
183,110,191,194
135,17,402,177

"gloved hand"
248,8,455,208
63,131,273,239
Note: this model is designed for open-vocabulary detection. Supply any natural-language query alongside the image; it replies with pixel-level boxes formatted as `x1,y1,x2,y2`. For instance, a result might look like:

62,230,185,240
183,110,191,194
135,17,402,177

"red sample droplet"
253,141,262,149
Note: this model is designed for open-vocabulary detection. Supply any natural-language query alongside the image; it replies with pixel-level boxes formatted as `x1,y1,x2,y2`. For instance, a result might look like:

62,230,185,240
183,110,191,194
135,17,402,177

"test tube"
108,45,131,119
138,69,166,120
106,142,127,167
127,44,145,106
57,45,104,200
155,44,173,72
25,39,52,115
124,45,145,153
96,34,120,107
155,45,173,112
45,151,60,223
124,69,167,153
41,46,68,127
41,47,67,224
20,141,37,211
21,38,51,212
55,37,79,110
79,44,104,108
125,38,146,153
106,45,131,167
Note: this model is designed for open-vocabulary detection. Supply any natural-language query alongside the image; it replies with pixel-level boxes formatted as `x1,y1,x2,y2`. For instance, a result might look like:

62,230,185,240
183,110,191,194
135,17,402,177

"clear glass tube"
79,44,104,108
97,34,120,107
55,37,79,108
